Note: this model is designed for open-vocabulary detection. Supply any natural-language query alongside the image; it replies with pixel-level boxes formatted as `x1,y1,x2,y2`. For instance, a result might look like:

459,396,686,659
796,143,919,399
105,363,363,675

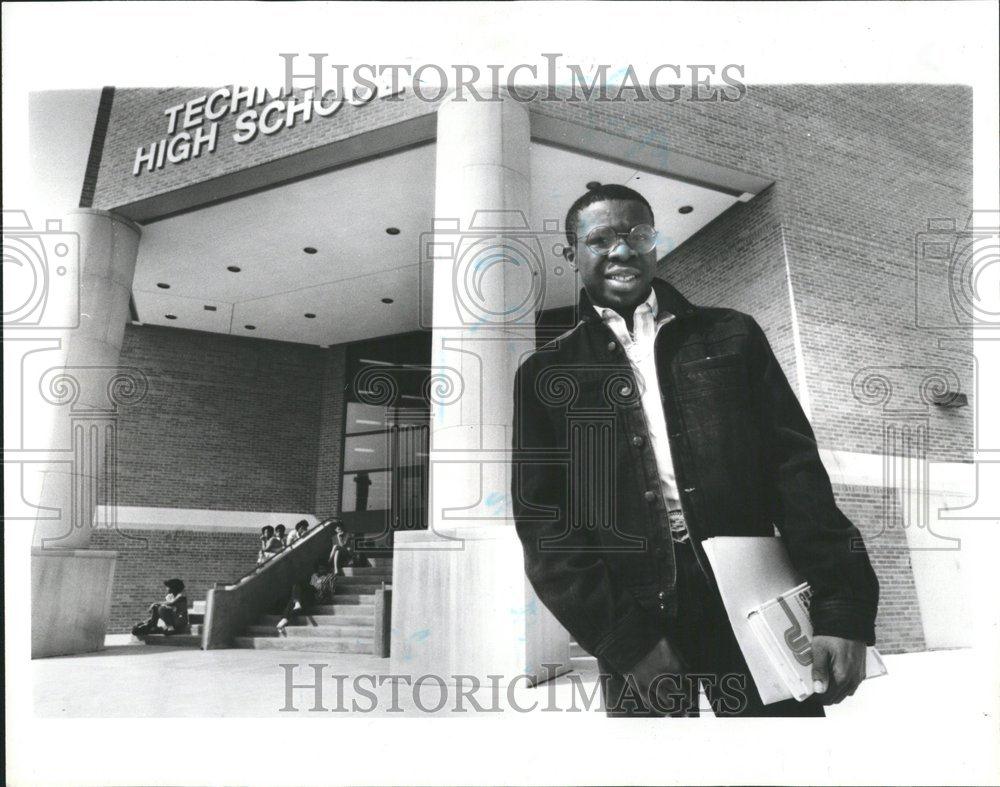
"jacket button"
643,490,656,503
658,590,667,599
631,435,644,447
607,341,617,352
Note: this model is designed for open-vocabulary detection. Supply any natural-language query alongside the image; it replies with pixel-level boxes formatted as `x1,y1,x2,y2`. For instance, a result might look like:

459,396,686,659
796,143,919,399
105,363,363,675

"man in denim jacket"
511,184,879,716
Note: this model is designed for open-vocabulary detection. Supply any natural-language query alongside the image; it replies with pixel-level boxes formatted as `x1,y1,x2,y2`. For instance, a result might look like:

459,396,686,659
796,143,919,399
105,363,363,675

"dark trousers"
281,583,314,619
599,538,825,718
141,603,182,632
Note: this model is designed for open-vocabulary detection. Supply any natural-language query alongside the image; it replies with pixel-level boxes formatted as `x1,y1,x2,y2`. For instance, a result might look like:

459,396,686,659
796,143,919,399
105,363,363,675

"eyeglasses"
584,223,658,255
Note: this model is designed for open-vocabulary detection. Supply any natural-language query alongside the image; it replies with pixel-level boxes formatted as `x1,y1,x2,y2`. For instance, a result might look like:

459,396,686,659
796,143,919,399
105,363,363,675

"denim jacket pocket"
677,353,746,400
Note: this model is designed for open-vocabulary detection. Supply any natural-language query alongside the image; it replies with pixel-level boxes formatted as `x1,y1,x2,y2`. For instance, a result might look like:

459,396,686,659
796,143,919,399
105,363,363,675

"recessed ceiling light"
165,314,177,320
586,181,601,190
227,265,241,272
156,282,171,289
385,227,400,235
678,205,694,214
245,324,256,330
381,297,394,304
304,313,316,319
303,247,317,254
204,305,217,311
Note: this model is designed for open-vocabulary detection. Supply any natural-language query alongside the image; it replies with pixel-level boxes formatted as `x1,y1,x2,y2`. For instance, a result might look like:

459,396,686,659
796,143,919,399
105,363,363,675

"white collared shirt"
593,288,683,514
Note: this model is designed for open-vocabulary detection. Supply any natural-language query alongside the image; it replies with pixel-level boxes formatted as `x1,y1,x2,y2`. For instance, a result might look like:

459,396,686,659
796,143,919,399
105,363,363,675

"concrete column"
32,209,142,549
31,209,141,658
391,94,570,683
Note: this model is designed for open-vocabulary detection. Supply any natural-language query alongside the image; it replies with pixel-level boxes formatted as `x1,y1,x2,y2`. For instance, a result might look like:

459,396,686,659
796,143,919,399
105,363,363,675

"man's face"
567,199,657,312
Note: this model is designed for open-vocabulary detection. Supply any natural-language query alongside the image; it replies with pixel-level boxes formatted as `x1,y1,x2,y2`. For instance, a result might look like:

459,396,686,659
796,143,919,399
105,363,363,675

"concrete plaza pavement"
32,642,988,719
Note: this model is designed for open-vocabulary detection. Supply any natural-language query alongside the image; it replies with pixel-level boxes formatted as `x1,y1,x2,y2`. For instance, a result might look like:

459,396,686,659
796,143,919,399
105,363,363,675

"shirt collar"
592,285,659,323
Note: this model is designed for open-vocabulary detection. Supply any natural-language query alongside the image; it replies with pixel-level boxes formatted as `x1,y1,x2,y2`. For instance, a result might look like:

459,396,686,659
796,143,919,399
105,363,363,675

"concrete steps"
233,562,391,655
138,633,201,648
337,575,392,589
233,636,374,653
246,624,372,638
257,613,371,626
136,599,205,648
315,596,375,607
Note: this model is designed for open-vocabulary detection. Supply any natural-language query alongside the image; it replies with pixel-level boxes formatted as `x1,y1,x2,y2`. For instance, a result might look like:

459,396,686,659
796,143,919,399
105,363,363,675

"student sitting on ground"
131,579,189,637
276,559,336,632
258,525,284,564
286,520,309,546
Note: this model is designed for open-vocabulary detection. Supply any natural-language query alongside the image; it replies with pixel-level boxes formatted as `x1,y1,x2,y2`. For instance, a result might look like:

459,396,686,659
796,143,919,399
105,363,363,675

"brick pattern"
660,185,800,392
107,323,326,512
93,325,356,633
92,527,259,634
833,484,926,654
314,345,348,518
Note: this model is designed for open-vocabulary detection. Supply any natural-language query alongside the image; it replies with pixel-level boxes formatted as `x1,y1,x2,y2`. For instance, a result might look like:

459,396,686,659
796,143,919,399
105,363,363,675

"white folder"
701,536,885,705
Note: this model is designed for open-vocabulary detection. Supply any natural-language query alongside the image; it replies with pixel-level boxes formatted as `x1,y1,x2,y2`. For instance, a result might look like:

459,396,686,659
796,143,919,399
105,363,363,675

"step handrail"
226,516,341,589
202,517,339,648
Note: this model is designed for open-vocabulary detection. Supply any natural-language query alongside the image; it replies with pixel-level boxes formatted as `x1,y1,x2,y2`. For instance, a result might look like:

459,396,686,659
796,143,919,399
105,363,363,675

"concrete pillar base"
389,526,570,684
31,548,117,658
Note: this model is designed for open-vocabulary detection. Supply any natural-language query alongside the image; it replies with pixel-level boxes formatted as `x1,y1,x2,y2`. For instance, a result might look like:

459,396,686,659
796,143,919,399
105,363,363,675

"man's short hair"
564,183,654,245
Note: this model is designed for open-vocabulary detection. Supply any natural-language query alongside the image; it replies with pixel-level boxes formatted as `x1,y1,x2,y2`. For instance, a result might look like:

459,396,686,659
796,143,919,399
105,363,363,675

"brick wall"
314,344,348,518
834,484,926,654
659,185,800,393
97,324,352,633
92,527,259,633
109,323,328,511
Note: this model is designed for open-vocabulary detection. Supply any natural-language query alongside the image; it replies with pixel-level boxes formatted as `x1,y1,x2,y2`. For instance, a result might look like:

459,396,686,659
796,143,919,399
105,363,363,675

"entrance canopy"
132,142,741,346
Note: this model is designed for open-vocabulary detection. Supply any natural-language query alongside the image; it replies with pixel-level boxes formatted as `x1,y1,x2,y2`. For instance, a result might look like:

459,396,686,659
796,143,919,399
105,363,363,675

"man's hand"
627,638,689,712
811,635,866,705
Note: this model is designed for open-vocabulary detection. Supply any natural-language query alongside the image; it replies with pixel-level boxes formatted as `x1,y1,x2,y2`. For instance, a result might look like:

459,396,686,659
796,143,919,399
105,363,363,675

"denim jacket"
511,278,879,674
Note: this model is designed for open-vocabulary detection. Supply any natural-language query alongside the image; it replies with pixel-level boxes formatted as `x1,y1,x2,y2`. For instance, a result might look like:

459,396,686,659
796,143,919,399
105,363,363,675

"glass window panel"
344,432,390,472
342,470,390,512
346,402,391,434
394,425,429,467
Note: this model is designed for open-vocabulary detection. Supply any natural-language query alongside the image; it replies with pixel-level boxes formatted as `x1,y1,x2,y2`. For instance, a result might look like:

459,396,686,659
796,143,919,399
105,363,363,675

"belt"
666,509,690,544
